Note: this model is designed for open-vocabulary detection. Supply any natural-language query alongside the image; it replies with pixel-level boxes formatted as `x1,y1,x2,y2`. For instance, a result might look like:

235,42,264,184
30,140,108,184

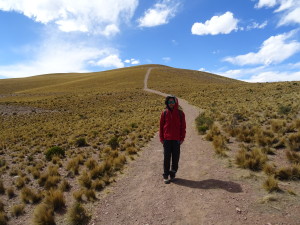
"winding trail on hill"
91,68,298,225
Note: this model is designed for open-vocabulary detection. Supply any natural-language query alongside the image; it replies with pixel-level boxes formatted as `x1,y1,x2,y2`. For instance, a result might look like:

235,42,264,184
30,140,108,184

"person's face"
168,98,175,109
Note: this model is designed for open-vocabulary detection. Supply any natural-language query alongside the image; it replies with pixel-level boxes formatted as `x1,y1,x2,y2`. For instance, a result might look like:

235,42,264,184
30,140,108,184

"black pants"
163,140,180,179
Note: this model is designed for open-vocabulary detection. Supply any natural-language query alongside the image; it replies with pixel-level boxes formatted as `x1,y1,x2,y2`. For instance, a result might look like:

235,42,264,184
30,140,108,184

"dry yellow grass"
1,64,299,222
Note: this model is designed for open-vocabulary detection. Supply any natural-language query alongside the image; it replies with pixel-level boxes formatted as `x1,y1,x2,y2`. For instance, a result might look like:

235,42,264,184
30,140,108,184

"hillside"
1,65,300,224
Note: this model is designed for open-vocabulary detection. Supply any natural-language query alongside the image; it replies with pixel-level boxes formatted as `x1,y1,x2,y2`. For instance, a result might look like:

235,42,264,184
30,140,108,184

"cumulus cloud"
255,0,300,25
224,30,300,66
191,11,238,35
137,0,179,27
0,36,124,78
0,0,138,35
124,58,140,65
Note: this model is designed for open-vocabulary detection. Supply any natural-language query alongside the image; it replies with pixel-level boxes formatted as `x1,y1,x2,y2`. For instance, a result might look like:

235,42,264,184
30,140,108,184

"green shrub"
278,105,292,115
195,113,213,134
108,136,119,149
45,146,65,161
75,138,88,147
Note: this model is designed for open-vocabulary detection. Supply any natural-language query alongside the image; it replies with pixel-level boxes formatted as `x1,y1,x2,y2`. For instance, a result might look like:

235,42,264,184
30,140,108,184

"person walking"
159,95,186,184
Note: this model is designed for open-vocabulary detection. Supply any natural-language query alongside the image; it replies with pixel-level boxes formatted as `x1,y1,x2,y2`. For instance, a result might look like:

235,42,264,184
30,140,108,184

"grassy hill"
0,64,300,224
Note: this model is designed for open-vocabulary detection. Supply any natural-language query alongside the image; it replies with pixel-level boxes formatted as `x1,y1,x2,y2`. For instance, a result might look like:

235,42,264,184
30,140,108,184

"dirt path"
90,68,299,225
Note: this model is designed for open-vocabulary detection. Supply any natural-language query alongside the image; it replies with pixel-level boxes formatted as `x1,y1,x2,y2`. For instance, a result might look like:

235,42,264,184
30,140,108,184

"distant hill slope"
0,64,240,94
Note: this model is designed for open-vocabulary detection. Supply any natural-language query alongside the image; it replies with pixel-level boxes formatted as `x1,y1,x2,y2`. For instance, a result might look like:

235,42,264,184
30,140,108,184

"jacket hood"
165,95,179,111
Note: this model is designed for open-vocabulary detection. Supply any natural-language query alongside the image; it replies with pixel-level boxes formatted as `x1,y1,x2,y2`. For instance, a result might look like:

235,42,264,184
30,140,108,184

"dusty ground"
89,68,300,225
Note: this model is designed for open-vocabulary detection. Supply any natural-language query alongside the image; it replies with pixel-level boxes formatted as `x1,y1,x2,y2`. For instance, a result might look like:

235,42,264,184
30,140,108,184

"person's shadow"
172,178,242,193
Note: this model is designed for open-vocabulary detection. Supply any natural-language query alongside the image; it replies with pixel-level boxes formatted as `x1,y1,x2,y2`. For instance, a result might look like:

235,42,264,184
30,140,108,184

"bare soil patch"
0,104,57,116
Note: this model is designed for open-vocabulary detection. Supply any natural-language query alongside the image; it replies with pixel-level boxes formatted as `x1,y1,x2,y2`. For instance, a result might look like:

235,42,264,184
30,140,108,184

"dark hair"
165,95,176,106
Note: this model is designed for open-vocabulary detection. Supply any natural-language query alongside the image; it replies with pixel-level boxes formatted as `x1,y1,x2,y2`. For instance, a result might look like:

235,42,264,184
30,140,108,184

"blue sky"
0,0,300,82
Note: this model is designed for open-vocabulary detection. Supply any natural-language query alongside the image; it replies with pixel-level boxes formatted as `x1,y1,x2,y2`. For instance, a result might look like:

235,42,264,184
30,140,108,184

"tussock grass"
263,176,281,193
59,179,71,192
15,177,26,189
11,204,25,217
32,203,55,225
287,132,300,151
83,189,97,201
67,202,90,225
0,180,4,194
21,187,42,204
85,158,97,170
275,164,300,180
6,186,15,199
44,189,65,212
286,150,300,164
235,148,267,171
0,212,8,225
78,171,92,189
263,163,277,176
212,134,229,157
0,200,4,212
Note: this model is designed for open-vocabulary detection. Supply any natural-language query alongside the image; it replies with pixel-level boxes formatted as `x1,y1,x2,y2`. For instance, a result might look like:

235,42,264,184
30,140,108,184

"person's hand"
180,141,184,145
160,140,164,144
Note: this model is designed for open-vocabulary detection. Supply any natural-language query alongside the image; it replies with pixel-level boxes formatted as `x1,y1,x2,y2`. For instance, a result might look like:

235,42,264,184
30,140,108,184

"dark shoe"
164,178,170,184
169,171,176,181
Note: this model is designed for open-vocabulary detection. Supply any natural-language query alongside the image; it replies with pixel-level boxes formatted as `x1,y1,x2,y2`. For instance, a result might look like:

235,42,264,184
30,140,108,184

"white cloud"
0,0,138,35
255,0,300,26
198,68,206,71
124,58,140,65
246,21,268,30
163,57,171,62
0,35,124,78
244,71,300,82
255,0,277,8
101,24,120,37
278,7,300,25
217,64,300,82
92,54,124,68
224,30,300,66
138,0,179,27
191,11,238,35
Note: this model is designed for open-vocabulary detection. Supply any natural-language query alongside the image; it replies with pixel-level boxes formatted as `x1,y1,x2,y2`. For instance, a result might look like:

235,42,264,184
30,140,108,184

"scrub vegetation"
0,65,161,224
1,64,299,223
148,66,300,193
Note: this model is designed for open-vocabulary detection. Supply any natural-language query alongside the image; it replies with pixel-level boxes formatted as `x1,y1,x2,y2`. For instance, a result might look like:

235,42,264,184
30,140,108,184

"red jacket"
159,97,186,142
